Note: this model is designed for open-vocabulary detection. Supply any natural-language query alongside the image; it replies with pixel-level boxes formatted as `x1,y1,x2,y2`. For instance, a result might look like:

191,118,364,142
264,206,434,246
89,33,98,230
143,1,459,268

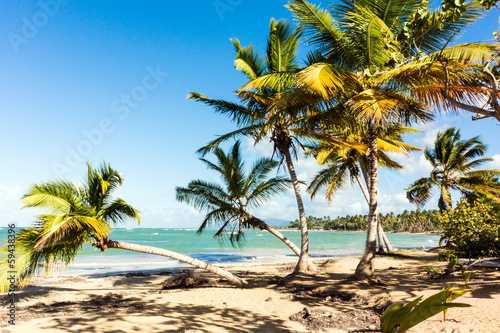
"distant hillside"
264,218,290,227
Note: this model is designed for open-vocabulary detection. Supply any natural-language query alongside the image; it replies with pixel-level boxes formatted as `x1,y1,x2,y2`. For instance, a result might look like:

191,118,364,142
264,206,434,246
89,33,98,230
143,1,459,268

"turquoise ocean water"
0,228,440,276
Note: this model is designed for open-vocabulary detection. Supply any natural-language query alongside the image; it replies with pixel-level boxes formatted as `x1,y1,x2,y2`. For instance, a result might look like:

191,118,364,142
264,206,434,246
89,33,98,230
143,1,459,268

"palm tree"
281,0,493,279
307,123,421,252
407,127,500,211
176,141,316,271
188,19,319,273
0,163,248,292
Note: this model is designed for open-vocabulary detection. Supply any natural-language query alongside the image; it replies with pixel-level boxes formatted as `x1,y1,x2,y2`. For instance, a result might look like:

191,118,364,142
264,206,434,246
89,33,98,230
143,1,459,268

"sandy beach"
1,250,499,333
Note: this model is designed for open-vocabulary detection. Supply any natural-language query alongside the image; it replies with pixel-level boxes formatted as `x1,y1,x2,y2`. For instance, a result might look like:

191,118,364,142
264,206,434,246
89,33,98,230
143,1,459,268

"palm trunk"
358,156,394,252
358,173,384,252
379,216,394,252
354,124,379,280
355,173,383,252
106,240,248,288
283,148,310,274
377,218,385,253
263,223,317,272
355,173,370,203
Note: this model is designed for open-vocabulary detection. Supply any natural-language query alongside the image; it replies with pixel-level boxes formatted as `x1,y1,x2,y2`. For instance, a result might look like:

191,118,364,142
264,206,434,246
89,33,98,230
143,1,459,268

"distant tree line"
288,210,440,233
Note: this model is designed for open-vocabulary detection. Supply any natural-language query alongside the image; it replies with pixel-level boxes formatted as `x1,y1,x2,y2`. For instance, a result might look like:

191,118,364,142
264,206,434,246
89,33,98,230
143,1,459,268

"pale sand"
1,251,499,332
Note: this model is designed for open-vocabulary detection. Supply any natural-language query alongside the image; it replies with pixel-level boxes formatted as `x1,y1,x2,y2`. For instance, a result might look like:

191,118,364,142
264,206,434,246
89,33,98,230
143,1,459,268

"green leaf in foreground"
380,287,470,332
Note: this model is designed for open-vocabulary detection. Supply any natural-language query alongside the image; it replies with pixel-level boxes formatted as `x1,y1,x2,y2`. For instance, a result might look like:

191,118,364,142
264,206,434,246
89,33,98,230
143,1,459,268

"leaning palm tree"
278,0,494,280
188,19,319,273
407,127,500,211
176,141,315,271
0,163,248,292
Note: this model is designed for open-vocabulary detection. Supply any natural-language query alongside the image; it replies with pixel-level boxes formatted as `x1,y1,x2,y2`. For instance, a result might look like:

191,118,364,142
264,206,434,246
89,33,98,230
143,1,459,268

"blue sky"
1,1,499,228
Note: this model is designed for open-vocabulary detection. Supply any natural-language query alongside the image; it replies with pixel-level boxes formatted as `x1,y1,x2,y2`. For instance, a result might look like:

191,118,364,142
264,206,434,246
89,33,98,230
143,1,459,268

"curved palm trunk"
354,125,380,280
380,218,394,252
357,157,394,252
263,223,317,272
106,240,248,288
377,219,385,253
283,148,311,274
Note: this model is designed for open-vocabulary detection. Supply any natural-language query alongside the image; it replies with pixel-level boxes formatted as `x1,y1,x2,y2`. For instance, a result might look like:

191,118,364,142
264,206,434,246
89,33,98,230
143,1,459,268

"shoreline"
6,230,440,277
277,228,442,235
54,245,438,278
2,251,499,332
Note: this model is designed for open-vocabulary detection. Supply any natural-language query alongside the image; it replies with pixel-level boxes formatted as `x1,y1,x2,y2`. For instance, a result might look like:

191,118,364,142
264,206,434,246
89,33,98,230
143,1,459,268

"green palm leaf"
1,163,140,292
231,38,266,80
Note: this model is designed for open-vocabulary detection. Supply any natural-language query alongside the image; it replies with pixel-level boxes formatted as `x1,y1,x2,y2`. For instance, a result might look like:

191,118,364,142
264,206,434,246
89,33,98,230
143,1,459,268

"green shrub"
438,199,500,258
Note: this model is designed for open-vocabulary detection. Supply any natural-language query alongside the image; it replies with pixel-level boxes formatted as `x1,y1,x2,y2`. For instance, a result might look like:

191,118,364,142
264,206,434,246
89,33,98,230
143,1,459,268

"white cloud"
378,192,416,215
414,113,465,147
139,205,205,228
252,200,296,220
0,184,34,226
386,151,433,177
489,154,500,169
295,155,322,183
244,137,274,157
400,153,433,175
305,183,367,217
394,192,410,205
347,202,363,215
415,125,444,147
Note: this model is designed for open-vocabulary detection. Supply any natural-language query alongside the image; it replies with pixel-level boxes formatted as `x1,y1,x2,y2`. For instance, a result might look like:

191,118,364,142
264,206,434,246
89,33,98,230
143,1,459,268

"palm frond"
307,163,349,201
267,18,303,74
102,198,141,225
378,151,404,169
196,124,262,156
248,176,292,207
286,0,356,64
21,181,78,214
435,42,500,64
344,4,399,67
296,62,356,99
175,181,232,213
187,92,254,126
239,72,297,94
34,215,110,250
399,1,485,56
406,177,433,206
231,38,267,80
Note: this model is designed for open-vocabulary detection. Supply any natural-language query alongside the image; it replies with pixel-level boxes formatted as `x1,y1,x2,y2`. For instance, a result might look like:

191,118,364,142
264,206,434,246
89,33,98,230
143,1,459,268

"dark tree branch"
483,51,500,118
